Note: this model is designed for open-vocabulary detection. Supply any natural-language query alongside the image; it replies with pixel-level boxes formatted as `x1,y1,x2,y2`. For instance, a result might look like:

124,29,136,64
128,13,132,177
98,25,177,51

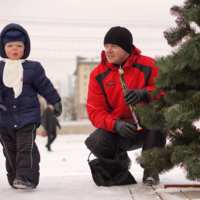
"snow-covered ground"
0,129,200,199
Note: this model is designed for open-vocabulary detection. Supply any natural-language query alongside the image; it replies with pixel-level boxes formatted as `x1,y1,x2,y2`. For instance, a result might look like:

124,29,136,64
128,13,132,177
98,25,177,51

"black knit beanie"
3,29,25,45
104,26,133,54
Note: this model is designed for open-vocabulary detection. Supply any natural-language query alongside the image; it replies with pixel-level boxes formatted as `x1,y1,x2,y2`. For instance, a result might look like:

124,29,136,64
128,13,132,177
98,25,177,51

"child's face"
4,41,25,60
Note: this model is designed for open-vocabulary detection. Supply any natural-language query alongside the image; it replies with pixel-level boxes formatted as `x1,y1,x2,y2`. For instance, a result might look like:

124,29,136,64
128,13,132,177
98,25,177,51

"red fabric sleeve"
86,72,119,132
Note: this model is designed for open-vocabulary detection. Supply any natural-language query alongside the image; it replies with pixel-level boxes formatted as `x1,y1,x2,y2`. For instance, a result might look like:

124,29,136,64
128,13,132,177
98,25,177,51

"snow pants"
0,124,40,186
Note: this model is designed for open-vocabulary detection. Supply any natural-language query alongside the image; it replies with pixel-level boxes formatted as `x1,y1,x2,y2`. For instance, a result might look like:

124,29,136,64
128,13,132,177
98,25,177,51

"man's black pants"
0,124,40,186
85,126,166,163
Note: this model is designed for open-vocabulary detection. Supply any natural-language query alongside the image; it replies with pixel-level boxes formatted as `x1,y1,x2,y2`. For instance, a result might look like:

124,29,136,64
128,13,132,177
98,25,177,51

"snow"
1,128,200,199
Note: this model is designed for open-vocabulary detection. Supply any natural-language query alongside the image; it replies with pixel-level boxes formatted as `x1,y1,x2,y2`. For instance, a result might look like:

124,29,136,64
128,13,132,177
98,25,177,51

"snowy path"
0,134,200,200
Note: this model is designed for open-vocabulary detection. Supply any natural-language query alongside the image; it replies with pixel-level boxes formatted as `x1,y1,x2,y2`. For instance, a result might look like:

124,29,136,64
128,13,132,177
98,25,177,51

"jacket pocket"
20,96,40,118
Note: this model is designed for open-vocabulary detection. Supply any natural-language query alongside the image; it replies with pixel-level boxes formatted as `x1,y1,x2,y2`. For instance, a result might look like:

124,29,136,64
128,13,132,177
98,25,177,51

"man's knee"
85,129,119,158
85,129,101,151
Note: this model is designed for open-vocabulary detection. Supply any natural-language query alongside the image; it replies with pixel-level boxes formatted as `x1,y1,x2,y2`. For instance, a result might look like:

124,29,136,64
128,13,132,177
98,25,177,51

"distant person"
0,23,62,189
85,26,166,186
42,104,61,151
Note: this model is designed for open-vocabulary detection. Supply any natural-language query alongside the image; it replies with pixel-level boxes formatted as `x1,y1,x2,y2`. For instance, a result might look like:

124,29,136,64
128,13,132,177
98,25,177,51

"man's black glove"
114,119,137,139
124,88,150,106
0,104,7,121
53,102,62,117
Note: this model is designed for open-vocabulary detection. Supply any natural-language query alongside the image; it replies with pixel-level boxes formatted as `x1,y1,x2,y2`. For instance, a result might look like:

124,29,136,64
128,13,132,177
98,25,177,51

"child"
0,23,62,189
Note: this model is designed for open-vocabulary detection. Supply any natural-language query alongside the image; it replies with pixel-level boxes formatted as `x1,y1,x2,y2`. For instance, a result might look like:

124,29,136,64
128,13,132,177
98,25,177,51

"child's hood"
0,23,31,59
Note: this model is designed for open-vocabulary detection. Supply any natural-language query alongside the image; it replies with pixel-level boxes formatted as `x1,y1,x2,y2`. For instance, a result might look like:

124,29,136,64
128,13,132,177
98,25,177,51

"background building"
74,56,100,119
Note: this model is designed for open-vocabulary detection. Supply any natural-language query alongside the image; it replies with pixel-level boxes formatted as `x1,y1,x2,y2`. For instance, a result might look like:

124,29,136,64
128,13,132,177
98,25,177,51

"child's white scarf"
2,58,25,98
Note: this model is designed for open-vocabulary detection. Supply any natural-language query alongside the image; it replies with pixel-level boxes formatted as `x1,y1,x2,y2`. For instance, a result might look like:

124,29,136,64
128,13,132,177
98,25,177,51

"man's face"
104,44,130,65
4,41,25,60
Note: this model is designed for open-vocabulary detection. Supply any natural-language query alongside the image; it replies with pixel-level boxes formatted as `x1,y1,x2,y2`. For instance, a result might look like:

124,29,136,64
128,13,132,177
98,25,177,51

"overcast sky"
1,0,184,23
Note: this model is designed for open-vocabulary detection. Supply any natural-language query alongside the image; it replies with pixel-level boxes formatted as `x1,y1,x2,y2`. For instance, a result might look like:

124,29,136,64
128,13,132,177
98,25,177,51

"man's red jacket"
86,45,160,132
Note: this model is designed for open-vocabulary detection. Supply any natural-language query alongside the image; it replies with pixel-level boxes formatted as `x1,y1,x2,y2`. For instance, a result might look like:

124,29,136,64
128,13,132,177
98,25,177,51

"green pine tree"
136,0,200,181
